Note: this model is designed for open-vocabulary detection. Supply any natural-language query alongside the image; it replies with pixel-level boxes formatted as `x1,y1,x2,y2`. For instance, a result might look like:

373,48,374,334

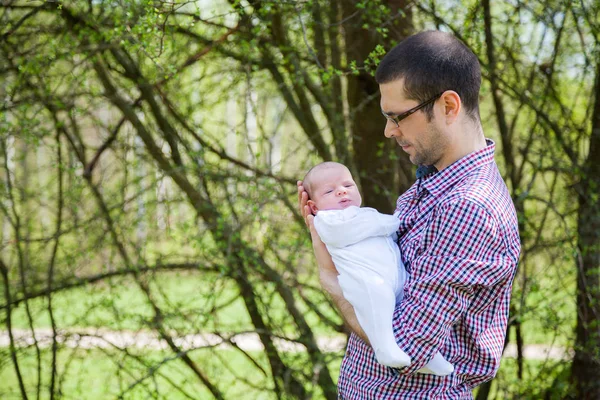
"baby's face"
307,165,362,213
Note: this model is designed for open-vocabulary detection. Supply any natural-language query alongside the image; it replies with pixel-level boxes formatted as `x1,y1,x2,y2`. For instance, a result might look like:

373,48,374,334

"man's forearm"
334,292,370,344
319,269,370,344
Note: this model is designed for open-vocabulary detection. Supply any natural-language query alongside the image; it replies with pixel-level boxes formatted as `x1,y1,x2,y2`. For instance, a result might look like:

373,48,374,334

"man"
297,31,521,398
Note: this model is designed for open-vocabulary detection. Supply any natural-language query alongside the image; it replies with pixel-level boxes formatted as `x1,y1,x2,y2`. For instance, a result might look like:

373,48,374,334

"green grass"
6,268,575,348
1,269,579,399
513,270,576,347
6,272,243,332
0,346,343,399
4,271,341,338
1,346,575,399
474,356,572,399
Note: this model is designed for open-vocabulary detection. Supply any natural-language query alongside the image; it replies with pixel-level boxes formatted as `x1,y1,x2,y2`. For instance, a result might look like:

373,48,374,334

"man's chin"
402,148,420,165
408,154,424,165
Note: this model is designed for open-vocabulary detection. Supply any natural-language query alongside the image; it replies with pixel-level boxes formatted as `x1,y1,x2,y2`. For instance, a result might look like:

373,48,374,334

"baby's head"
303,162,362,214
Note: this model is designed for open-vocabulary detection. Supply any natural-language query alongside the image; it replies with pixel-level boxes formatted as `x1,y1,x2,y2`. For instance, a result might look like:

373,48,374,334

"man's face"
307,165,362,214
379,79,448,168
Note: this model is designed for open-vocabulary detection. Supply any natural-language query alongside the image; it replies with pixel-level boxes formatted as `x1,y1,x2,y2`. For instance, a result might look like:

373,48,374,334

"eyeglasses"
381,92,444,128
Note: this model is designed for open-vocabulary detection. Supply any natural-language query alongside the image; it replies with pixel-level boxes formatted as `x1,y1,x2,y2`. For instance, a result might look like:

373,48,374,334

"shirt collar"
420,138,496,197
415,165,438,179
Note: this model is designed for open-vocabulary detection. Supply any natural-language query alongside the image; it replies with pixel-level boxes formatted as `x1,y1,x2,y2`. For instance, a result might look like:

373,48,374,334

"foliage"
1,0,599,399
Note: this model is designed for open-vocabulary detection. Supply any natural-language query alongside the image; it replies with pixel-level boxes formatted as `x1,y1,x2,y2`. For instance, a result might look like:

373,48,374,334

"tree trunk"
342,0,414,213
572,58,600,399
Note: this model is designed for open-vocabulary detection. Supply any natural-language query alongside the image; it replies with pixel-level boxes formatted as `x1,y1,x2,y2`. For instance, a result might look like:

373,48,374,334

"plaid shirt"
338,140,521,399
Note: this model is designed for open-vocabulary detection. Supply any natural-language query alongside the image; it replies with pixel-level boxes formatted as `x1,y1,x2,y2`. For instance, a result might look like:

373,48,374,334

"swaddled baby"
304,161,453,375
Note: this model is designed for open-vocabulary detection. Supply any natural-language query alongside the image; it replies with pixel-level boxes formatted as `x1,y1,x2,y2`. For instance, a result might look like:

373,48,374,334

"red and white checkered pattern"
337,140,521,399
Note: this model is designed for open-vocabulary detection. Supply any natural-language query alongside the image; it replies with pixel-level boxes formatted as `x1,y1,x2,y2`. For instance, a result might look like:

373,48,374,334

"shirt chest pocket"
400,234,424,271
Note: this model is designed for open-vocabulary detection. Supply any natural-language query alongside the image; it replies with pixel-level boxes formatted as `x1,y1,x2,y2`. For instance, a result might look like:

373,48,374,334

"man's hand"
297,181,330,265
297,180,369,343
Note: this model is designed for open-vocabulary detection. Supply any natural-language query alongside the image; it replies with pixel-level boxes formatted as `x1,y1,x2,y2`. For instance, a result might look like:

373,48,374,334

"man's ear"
307,200,318,215
441,90,461,124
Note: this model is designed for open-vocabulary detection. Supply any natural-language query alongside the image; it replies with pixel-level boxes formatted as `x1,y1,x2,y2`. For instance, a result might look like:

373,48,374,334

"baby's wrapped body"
314,206,453,375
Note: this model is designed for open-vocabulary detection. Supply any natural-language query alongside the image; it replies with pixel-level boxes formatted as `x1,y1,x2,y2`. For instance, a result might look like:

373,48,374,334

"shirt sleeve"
393,199,512,374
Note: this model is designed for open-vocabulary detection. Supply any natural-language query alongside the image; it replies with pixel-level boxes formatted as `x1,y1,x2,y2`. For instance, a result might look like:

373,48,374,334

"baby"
303,161,453,375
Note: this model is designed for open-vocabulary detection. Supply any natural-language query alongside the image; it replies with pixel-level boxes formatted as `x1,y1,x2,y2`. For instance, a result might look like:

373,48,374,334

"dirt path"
0,328,571,360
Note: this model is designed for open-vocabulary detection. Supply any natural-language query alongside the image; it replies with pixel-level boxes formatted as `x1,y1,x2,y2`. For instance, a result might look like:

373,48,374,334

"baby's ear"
307,200,318,215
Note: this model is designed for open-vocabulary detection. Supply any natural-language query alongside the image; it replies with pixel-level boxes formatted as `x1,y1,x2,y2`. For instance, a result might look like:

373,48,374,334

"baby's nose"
337,187,347,195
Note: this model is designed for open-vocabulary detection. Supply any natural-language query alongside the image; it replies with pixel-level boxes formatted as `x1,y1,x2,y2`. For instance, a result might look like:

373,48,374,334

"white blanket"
315,206,453,375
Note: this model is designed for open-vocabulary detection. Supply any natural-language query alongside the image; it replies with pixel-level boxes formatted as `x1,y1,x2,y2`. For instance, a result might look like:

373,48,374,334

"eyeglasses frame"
381,92,445,128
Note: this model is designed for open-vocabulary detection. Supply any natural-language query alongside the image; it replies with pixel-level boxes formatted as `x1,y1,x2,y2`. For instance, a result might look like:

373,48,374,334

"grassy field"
0,346,343,399
478,356,571,399
1,270,577,399
5,271,341,338
0,345,571,400
5,270,575,344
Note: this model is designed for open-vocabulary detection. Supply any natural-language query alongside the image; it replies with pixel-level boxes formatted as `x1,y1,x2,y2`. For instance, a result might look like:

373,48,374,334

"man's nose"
384,120,400,138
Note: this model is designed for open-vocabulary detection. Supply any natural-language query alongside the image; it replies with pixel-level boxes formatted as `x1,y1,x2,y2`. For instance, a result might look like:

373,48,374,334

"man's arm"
297,181,369,344
392,200,515,374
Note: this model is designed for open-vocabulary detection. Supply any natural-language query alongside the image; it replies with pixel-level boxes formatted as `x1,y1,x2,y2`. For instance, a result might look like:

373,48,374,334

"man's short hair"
375,30,481,122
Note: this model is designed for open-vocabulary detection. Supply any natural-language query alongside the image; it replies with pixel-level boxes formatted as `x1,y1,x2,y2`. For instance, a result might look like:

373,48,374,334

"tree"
0,0,414,398
3,0,599,398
